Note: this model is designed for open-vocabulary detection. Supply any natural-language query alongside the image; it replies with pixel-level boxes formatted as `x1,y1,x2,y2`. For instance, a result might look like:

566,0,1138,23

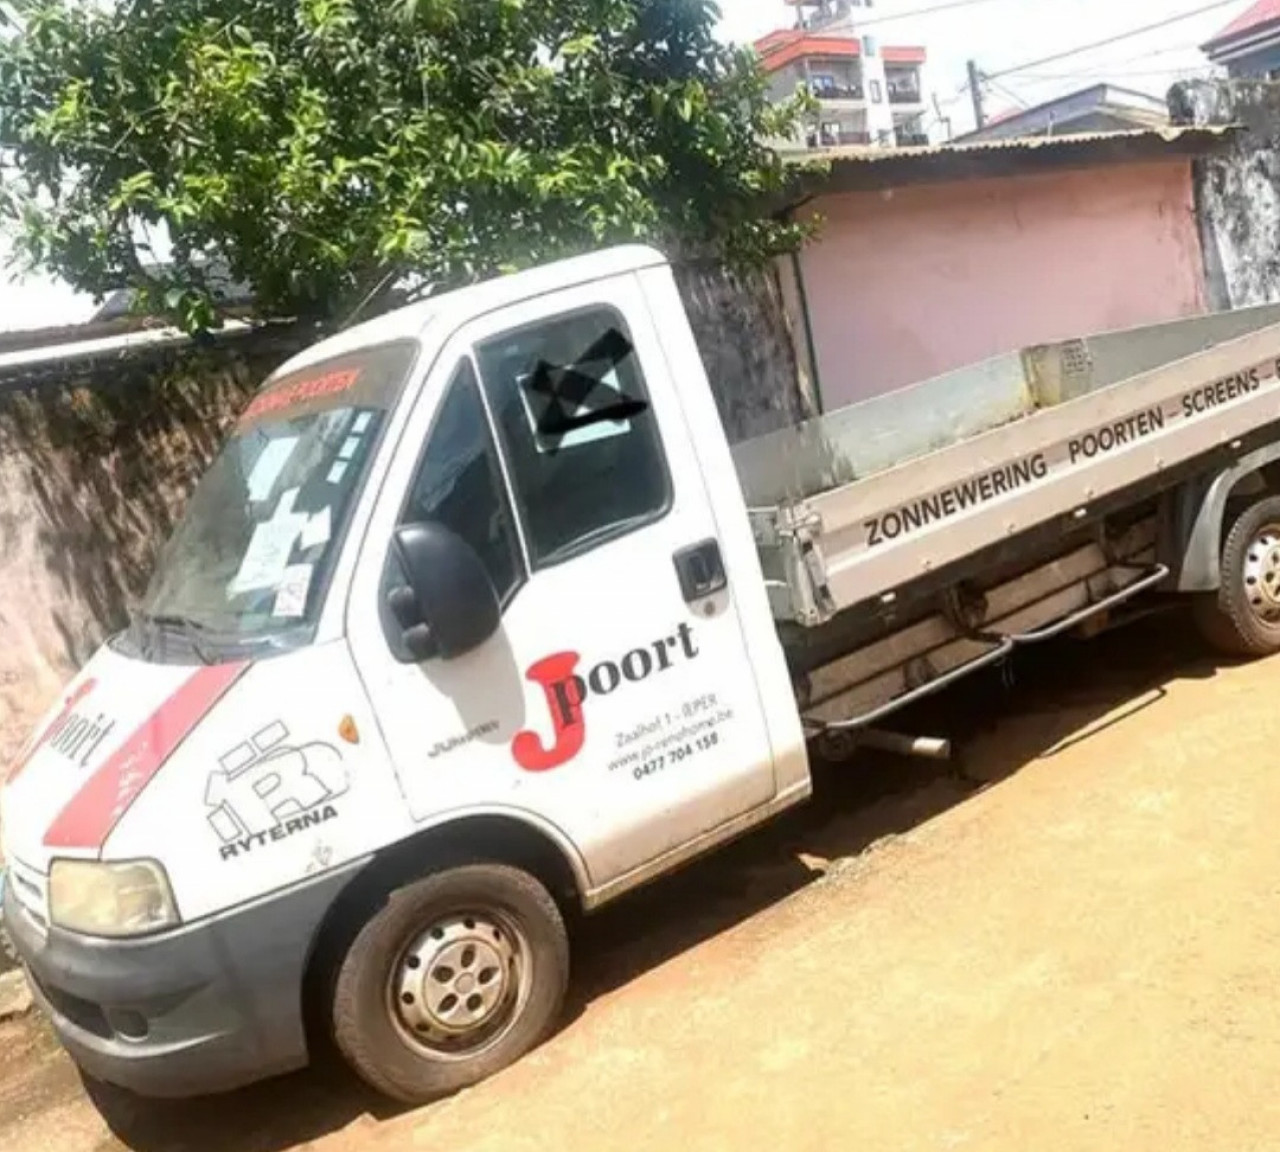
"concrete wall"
0,331,304,765
795,159,1209,409
675,262,819,442
1176,82,1280,312
768,62,806,104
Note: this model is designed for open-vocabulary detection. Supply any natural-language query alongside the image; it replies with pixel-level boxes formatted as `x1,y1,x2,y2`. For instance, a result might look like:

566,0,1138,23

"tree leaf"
0,0,811,331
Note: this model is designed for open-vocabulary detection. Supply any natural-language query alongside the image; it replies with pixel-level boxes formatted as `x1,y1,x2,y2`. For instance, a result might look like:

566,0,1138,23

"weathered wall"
794,159,1208,409
674,262,818,441
1173,81,1280,312
0,330,305,765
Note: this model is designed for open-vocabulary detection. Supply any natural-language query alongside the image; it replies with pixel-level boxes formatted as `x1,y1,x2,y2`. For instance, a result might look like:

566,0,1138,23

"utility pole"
967,59,986,130
933,92,953,142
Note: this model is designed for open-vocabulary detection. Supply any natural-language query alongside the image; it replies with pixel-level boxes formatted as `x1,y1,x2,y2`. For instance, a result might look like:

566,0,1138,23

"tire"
330,863,568,1104
1194,495,1280,658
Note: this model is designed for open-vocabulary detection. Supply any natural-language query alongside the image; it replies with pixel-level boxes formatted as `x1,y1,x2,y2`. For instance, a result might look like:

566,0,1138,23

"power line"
985,0,1244,81
984,37,1214,89
852,0,1011,28
985,76,1029,109
896,74,975,131
1011,41,1208,78
1012,65,1216,81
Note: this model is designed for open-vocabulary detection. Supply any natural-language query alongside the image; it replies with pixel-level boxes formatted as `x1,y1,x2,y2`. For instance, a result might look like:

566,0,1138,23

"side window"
401,359,523,603
475,308,670,567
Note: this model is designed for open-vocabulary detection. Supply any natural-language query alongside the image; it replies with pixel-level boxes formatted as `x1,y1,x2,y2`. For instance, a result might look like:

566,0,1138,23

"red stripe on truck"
43,662,247,850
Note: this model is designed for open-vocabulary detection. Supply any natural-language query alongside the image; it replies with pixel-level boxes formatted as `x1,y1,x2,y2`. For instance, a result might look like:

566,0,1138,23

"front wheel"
330,863,569,1103
1194,495,1280,658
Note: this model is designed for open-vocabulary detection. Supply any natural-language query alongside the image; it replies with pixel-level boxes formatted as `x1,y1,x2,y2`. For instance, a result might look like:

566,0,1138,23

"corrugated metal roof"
779,125,1240,200
797,124,1236,166
954,84,1171,145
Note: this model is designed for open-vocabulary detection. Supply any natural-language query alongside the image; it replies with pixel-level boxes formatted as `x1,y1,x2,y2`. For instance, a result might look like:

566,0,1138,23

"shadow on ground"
81,610,1225,1152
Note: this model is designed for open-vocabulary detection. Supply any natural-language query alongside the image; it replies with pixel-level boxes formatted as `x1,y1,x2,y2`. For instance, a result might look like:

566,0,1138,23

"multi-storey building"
756,0,929,149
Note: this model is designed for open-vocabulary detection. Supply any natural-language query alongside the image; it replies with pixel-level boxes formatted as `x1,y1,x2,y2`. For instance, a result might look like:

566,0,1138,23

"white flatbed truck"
5,245,1280,1104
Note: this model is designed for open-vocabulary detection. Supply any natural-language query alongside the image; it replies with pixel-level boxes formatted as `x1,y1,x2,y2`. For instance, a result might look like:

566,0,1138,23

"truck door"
346,274,779,889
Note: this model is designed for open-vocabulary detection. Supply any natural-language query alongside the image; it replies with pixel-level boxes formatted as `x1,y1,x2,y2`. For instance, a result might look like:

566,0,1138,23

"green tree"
0,0,813,330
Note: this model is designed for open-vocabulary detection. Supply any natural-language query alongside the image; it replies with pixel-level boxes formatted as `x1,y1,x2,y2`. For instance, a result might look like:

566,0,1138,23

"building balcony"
894,129,930,147
808,127,872,148
888,85,923,105
810,81,865,102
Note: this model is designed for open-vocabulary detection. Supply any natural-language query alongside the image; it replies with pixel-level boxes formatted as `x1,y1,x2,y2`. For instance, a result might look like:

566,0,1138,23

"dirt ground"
5,614,1280,1152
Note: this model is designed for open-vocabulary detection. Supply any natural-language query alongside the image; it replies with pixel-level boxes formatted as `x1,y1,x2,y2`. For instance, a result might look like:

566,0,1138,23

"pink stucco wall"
798,159,1208,411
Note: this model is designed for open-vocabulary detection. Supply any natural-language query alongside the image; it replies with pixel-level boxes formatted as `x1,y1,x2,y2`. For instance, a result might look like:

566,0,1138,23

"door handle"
673,539,728,603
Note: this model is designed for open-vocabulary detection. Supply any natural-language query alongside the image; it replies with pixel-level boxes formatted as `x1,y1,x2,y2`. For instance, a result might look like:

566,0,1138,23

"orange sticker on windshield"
241,368,362,424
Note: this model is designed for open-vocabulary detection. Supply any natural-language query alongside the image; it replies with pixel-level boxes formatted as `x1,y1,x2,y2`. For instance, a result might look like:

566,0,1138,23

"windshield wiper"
139,613,217,666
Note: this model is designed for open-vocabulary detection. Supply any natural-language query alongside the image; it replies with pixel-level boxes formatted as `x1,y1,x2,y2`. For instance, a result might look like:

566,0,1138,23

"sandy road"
4,617,1280,1152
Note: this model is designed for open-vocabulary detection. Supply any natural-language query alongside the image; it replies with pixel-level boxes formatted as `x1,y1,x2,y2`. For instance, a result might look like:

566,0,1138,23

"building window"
863,34,878,56
476,308,671,568
870,79,883,103
402,359,523,605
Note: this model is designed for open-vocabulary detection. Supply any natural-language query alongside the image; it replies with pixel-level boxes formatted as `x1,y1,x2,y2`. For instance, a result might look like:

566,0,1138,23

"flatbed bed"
733,305,1280,733
737,305,1280,627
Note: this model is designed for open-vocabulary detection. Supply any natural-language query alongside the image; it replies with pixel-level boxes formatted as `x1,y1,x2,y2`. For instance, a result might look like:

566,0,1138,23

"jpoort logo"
6,678,101,783
512,623,699,773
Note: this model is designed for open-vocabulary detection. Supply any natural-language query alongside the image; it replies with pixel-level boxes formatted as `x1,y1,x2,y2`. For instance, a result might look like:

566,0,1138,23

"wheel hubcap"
1244,526,1280,623
389,912,527,1058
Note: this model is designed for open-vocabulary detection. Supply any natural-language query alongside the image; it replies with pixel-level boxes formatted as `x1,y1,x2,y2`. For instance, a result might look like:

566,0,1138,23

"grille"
7,857,49,931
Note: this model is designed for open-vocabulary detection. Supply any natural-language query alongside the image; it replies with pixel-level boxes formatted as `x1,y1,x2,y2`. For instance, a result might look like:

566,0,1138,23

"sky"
719,0,1255,137
0,0,1260,331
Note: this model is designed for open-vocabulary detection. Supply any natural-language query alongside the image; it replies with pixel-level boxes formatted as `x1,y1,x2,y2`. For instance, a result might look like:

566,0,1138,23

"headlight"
49,859,180,938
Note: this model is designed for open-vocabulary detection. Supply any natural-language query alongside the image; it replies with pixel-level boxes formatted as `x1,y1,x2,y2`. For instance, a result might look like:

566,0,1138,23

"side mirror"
386,522,500,661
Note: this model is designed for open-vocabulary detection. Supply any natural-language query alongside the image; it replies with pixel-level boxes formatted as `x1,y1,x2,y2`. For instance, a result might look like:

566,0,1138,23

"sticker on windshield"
272,564,314,618
241,367,362,424
229,489,306,596
245,436,299,502
299,507,332,551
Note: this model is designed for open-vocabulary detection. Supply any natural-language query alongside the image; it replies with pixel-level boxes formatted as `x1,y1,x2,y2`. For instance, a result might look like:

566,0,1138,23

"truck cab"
0,246,809,1103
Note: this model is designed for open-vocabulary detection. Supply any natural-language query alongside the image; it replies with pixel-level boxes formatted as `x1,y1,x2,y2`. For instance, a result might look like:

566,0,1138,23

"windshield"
130,340,419,663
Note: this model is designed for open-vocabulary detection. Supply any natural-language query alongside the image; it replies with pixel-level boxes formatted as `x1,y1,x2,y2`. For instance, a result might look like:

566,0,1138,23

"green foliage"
0,0,814,329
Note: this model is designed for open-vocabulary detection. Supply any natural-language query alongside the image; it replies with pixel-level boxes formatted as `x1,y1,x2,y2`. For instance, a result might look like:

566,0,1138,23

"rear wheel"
1194,495,1280,658
330,864,568,1104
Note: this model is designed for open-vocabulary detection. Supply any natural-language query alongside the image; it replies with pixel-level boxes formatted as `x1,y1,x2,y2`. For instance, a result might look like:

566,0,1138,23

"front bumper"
3,860,366,1098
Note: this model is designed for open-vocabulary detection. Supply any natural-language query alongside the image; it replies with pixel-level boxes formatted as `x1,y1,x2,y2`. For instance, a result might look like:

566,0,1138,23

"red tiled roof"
755,33,861,72
755,29,799,56
752,29,927,73
1205,0,1280,48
